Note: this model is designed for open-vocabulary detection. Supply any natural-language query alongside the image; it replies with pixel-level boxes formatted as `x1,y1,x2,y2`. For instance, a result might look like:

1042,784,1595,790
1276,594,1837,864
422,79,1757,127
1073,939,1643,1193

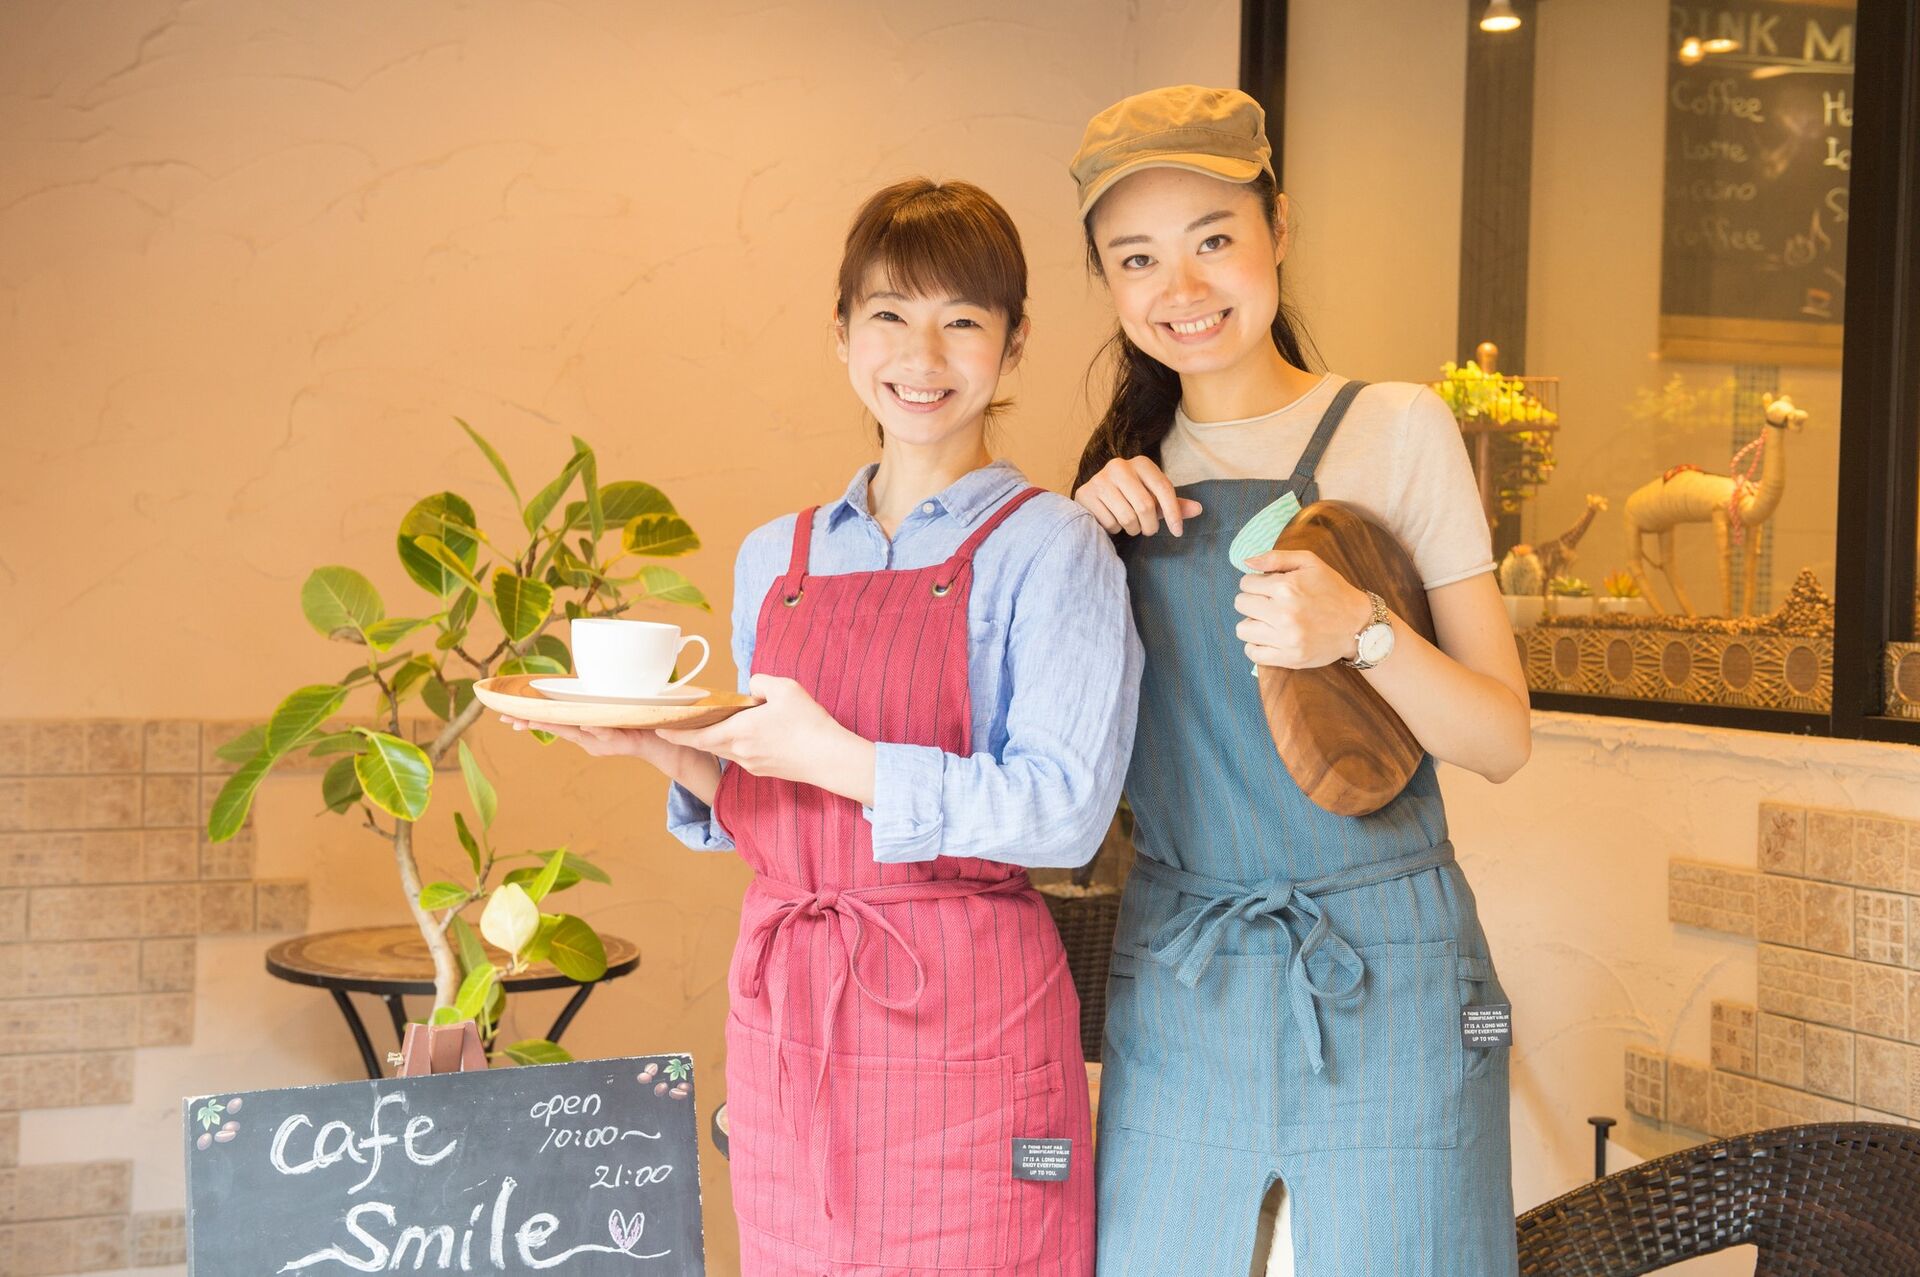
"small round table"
265,925,641,1079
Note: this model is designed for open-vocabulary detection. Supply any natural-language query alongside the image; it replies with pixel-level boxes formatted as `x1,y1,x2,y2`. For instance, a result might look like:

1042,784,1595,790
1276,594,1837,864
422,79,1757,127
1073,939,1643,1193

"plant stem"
392,819,461,1008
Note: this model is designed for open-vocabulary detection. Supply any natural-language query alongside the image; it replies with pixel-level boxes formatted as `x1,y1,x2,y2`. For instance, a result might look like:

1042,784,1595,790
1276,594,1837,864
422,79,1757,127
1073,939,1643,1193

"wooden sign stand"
393,1021,489,1076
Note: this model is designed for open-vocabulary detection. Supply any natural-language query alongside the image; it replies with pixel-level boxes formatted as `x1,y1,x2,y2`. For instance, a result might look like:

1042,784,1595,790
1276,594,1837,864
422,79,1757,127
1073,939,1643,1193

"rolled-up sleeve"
866,510,1142,867
665,519,788,853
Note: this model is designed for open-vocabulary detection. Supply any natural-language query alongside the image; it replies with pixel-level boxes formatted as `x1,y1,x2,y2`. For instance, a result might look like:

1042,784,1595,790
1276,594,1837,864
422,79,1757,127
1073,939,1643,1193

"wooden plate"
473,675,761,729
1255,501,1436,816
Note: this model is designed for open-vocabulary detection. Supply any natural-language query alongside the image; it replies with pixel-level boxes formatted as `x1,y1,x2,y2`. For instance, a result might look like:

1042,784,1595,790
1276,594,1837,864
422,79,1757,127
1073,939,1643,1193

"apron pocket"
829,1049,1014,1271
1006,1060,1071,1267
1275,938,1464,1152
723,1013,822,1253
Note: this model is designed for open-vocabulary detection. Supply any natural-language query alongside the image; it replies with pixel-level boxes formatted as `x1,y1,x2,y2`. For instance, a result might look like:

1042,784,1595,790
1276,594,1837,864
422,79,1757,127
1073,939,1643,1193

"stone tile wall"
0,719,369,1274
1631,803,1920,1142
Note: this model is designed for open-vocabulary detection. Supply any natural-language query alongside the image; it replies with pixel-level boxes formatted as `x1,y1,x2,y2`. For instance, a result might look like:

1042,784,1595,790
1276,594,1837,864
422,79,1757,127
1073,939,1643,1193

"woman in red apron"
508,178,1139,1275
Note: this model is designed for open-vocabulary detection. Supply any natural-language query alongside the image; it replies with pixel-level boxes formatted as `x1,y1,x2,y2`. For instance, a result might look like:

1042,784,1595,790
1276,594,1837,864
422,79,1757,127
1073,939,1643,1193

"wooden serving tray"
1255,501,1436,816
473,675,761,729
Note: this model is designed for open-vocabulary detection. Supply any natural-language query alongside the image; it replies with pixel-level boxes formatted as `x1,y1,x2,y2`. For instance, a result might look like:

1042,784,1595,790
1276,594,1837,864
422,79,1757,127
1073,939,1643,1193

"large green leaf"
503,864,581,895
621,513,700,557
447,588,478,632
573,437,604,541
301,567,384,639
450,915,489,976
457,740,497,830
454,418,522,509
421,676,476,722
567,481,673,530
213,724,265,765
350,730,433,822
452,810,484,877
418,881,469,910
562,851,611,884
630,565,709,611
491,569,553,643
320,755,362,814
396,493,479,598
501,1038,572,1066
207,754,273,842
522,450,588,534
410,536,487,596
364,616,437,651
497,654,565,677
524,849,568,904
453,962,498,1020
266,684,346,757
544,915,608,982
388,654,436,705
304,731,363,759
531,634,572,673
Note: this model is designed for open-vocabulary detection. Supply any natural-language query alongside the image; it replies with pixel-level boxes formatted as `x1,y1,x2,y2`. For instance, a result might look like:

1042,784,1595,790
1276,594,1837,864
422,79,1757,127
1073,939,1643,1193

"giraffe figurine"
1534,493,1609,585
1622,393,1808,616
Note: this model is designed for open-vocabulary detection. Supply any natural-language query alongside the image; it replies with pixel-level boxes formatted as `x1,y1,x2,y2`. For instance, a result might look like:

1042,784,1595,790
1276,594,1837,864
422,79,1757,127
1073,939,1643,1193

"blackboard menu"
185,1055,705,1274
1659,0,1855,366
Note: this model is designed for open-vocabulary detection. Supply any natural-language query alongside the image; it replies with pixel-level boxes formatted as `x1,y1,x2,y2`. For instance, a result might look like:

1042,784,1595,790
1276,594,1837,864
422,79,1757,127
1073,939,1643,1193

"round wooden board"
473,674,761,729
1255,501,1436,816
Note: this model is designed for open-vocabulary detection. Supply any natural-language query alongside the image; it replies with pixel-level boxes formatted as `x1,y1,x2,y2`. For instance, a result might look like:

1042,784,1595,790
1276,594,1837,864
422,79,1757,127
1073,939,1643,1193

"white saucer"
529,678,710,706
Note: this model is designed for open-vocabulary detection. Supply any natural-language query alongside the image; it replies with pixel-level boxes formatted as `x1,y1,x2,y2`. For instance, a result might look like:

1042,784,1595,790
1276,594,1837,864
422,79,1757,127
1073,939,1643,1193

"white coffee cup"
570,619,710,696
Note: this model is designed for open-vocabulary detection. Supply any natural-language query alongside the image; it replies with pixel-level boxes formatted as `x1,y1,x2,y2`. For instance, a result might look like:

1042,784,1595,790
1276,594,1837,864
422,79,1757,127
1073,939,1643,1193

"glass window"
1463,0,1856,714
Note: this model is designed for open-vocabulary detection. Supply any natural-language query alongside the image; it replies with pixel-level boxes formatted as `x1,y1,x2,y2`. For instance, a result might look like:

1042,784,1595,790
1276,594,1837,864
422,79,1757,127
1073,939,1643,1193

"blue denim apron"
1096,382,1518,1275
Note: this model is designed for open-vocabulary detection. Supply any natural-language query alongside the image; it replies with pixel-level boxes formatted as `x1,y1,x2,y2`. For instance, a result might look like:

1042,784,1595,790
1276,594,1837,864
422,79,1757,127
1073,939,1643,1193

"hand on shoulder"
1072,456,1204,537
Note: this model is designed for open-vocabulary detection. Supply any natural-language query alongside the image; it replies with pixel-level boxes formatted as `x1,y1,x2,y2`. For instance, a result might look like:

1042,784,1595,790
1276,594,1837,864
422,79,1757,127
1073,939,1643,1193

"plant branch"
393,818,461,1008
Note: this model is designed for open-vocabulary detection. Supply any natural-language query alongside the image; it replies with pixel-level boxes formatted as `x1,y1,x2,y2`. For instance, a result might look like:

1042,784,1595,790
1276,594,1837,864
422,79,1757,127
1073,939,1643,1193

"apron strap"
1286,379,1369,507
782,506,819,593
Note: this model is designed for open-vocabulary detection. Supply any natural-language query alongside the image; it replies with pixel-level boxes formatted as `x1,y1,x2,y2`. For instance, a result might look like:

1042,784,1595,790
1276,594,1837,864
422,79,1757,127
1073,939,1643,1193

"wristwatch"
1345,590,1394,671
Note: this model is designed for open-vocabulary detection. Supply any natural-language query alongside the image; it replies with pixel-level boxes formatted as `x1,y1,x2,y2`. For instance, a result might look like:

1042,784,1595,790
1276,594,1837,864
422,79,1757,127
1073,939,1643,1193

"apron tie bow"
1134,845,1458,1075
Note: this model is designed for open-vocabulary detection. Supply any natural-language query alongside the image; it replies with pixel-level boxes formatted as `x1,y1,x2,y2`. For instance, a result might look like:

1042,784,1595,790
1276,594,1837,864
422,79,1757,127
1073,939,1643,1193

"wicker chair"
1516,1122,1920,1275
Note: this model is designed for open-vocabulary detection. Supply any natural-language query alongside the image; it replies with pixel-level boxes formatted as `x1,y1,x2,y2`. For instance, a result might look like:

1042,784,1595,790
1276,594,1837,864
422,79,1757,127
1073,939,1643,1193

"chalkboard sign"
1659,0,1855,366
184,1055,705,1275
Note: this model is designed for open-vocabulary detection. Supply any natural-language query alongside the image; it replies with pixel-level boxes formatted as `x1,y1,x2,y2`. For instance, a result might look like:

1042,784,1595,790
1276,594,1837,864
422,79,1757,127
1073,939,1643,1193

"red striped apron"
715,486,1094,1275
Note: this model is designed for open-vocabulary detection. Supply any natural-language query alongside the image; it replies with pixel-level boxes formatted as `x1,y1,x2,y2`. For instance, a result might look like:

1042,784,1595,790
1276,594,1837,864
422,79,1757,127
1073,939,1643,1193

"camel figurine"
1623,393,1808,616
1535,494,1609,584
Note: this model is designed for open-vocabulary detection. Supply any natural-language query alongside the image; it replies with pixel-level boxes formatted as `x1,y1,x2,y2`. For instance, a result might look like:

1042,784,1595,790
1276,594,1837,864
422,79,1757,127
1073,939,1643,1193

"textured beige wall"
0,0,1237,1272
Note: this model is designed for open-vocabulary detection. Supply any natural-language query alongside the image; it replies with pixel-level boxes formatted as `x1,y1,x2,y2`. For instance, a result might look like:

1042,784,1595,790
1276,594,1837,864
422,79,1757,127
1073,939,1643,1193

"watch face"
1358,623,1394,665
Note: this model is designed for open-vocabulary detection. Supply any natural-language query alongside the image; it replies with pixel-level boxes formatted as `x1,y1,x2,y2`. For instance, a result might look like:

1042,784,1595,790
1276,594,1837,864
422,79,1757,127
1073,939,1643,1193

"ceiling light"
1480,0,1522,33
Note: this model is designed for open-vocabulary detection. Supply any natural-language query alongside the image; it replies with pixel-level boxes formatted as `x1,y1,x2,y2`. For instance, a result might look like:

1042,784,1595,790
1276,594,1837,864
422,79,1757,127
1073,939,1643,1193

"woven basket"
1516,1121,1920,1275
1035,882,1122,1060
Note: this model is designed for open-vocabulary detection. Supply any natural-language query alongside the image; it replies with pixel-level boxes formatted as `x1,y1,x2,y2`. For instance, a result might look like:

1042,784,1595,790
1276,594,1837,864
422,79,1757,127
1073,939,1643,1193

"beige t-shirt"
1159,373,1495,590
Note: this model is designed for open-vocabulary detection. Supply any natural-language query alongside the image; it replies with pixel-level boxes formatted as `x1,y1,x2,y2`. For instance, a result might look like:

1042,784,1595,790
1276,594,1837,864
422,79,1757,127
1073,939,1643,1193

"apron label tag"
1462,1003,1513,1049
1011,1137,1072,1181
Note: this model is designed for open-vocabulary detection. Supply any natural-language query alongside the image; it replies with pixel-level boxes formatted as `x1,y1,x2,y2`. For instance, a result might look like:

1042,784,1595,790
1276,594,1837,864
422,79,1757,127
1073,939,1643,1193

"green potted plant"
1547,575,1595,619
203,421,708,1063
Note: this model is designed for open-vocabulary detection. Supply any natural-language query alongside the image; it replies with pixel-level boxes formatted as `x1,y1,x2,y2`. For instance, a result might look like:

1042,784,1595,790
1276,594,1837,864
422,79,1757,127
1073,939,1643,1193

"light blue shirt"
666,459,1142,868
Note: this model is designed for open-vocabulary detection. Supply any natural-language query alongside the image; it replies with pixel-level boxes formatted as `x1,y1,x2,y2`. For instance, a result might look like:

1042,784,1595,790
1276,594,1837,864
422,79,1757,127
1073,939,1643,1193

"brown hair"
836,179,1029,439
1073,171,1319,490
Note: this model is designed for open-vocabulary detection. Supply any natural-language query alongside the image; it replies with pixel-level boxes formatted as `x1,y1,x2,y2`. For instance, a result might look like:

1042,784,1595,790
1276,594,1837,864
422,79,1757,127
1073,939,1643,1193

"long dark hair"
1073,171,1319,491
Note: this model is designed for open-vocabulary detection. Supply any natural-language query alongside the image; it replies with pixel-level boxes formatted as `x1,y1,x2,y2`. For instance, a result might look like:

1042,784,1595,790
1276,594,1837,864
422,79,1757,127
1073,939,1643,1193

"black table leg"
382,995,409,1046
330,989,384,1080
545,983,596,1043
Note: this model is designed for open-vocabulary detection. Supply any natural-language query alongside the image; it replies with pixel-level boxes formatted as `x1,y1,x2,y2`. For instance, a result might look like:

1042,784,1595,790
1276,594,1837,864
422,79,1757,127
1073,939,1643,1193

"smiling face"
1088,166,1286,378
835,264,1027,452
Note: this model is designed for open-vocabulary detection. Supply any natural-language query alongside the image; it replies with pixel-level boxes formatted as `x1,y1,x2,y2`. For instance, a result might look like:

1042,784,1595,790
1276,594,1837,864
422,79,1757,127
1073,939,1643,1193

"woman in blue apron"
1067,87,1532,1275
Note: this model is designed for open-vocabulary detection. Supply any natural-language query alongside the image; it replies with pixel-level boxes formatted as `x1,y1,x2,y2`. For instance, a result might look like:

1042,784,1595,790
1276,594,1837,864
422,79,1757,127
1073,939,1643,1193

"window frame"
1242,0,1920,741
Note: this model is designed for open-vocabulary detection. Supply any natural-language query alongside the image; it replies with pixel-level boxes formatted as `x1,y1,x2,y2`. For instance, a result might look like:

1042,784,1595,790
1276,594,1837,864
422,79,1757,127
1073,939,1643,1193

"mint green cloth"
1227,489,1301,573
